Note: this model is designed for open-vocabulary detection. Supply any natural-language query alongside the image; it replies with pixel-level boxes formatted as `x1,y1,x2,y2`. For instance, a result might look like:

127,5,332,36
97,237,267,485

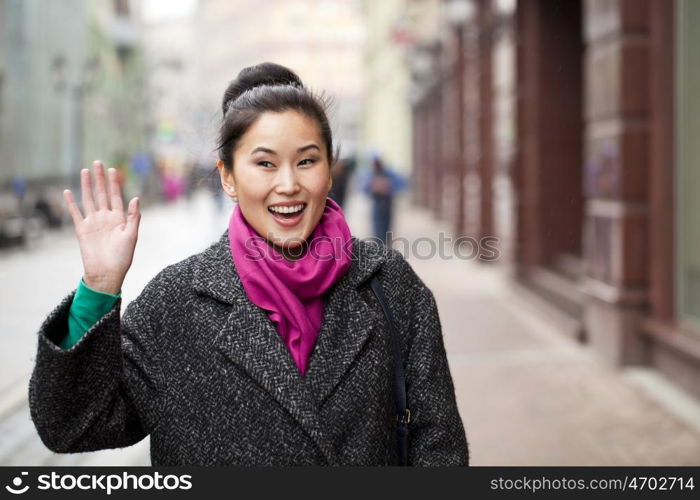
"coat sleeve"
388,253,469,466
28,273,167,454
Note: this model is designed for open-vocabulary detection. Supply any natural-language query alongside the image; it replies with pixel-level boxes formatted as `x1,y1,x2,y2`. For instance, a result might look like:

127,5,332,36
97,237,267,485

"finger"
125,197,140,233
93,161,111,211
80,167,96,214
63,189,84,226
107,168,125,213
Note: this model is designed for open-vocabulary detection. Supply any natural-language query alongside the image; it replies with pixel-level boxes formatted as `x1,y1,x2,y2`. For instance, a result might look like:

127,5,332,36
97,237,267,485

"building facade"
141,3,205,195
360,0,416,173
198,0,366,165
410,0,700,400
0,0,146,238
0,0,86,188
82,0,147,202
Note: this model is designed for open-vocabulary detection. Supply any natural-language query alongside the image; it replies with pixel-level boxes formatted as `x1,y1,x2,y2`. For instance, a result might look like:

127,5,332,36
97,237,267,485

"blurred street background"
1,0,700,465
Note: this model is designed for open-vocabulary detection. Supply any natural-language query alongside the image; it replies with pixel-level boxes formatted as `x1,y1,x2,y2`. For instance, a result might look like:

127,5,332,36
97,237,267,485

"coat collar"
192,230,389,464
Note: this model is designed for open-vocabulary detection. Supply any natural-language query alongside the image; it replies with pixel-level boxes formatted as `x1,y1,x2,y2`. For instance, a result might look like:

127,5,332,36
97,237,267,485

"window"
676,0,700,329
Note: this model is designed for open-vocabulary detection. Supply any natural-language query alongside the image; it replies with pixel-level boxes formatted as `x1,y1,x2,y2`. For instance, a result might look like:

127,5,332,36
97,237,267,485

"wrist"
82,276,122,295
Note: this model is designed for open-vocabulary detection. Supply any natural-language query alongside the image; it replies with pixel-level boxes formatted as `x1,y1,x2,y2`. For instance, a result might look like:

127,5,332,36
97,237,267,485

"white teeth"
269,204,305,214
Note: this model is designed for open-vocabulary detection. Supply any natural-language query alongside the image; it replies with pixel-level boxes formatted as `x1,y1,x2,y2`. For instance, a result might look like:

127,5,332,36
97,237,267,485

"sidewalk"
352,193,700,465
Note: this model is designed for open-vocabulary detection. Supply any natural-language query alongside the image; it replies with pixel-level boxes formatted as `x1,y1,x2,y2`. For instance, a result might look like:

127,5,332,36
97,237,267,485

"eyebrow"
250,144,321,156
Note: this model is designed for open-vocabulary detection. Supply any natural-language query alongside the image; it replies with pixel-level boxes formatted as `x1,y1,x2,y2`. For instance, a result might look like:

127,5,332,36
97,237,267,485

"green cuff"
59,278,121,350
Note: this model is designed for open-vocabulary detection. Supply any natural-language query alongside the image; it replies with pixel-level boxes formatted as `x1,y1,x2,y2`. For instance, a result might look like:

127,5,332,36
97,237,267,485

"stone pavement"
352,194,700,466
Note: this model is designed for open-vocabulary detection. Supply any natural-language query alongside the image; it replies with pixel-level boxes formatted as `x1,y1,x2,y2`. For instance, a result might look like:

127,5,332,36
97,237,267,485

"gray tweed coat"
29,231,469,466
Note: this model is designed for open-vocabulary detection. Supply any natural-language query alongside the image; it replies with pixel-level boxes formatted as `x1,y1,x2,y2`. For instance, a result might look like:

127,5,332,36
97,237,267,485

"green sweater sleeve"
59,279,122,350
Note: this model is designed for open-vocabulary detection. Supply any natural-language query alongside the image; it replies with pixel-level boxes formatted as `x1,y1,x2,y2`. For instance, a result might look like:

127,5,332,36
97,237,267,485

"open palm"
63,160,141,295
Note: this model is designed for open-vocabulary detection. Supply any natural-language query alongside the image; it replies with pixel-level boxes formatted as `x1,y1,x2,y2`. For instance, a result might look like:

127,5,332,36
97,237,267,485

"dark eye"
257,161,274,168
299,158,316,167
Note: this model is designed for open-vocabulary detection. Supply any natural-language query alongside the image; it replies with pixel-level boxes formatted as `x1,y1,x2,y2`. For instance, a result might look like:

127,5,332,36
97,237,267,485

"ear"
217,160,237,199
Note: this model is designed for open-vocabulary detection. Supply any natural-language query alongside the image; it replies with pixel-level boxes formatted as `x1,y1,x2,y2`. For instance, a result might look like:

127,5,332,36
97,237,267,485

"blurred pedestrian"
360,153,408,245
208,165,226,211
12,175,28,202
162,171,184,202
28,62,467,466
34,189,62,228
185,162,198,200
132,151,154,200
328,155,356,209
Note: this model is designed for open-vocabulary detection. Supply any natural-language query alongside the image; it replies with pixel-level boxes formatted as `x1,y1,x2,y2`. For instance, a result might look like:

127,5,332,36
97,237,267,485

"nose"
274,165,300,195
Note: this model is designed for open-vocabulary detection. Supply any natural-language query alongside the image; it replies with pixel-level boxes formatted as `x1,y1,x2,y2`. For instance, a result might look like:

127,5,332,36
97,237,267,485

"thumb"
126,197,140,230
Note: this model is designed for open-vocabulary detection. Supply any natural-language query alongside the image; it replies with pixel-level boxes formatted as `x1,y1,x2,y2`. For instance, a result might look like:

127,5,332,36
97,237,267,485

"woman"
28,63,469,466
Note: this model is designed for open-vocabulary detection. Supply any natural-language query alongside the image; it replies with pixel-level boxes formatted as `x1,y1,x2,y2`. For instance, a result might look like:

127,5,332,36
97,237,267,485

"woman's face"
218,110,332,253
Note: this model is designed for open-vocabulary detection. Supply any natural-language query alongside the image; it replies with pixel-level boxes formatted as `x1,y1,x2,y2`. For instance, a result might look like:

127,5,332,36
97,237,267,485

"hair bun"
222,62,304,115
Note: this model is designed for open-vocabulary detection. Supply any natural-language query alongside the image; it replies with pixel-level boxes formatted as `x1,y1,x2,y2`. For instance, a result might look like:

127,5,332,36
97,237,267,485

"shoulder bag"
370,276,411,466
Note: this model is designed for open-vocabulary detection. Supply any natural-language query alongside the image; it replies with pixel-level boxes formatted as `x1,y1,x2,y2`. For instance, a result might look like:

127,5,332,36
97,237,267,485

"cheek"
234,172,267,203
309,171,332,195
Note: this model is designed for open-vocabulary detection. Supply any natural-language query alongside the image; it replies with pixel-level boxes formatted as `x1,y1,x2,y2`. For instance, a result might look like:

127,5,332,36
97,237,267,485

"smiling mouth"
268,203,307,220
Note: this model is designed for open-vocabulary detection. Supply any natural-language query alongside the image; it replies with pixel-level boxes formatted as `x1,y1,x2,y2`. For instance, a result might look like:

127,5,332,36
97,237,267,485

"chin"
270,233,307,249
281,239,304,249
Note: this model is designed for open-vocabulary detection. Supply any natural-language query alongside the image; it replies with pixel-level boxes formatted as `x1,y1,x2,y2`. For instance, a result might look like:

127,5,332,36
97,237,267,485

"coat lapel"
304,237,387,405
214,302,338,462
192,231,387,463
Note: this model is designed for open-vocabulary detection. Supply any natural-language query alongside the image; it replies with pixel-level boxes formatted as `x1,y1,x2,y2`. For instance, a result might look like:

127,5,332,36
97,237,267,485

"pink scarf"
228,197,352,376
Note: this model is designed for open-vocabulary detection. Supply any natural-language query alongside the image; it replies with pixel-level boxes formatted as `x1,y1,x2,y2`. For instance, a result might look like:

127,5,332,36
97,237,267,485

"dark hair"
217,62,336,171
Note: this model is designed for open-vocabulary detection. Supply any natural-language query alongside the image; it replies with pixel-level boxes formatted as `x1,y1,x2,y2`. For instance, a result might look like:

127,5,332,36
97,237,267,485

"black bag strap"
370,275,410,466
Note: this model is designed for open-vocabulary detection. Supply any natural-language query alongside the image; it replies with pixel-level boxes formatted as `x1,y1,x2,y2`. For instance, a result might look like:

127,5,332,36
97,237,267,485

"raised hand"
63,160,141,295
